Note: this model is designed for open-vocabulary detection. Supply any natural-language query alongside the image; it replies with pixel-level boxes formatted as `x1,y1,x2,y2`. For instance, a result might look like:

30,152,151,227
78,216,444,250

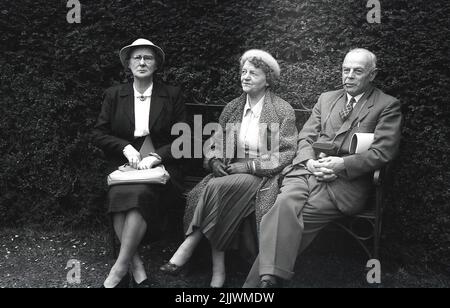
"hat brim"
119,44,165,68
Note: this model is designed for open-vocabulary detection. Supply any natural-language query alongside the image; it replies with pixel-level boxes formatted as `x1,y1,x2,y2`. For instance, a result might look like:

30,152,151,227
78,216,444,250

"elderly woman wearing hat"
160,49,298,288
93,38,186,288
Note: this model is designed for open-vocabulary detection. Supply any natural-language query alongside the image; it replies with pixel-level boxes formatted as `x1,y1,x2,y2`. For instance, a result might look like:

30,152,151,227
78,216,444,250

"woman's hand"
137,156,161,170
123,145,141,169
210,159,229,177
226,162,250,175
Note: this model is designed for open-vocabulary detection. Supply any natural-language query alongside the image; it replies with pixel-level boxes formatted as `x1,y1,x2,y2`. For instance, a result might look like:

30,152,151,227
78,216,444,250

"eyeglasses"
130,55,155,64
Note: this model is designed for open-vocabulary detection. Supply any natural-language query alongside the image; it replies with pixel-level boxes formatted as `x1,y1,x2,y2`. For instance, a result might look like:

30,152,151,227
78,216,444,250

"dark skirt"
186,174,262,251
107,182,177,238
105,135,184,238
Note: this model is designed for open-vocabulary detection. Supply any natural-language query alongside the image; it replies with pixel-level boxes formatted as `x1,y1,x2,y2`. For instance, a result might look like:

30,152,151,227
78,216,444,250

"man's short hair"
347,48,377,70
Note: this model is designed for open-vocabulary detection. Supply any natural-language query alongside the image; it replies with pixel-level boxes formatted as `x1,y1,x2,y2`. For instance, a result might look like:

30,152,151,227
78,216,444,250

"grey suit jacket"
289,86,402,214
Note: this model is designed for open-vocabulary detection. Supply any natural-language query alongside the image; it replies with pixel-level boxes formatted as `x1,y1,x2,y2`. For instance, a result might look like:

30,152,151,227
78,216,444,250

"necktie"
340,97,356,121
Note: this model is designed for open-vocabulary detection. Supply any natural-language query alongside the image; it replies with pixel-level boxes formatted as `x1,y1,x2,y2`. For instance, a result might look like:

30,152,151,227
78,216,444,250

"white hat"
240,49,280,79
119,38,165,68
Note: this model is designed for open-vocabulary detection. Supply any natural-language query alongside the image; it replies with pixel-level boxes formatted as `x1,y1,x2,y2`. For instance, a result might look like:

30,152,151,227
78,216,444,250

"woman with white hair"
160,49,298,288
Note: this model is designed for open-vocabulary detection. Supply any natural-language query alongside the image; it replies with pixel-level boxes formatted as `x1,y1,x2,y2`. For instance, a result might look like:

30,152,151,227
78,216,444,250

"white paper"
349,133,374,154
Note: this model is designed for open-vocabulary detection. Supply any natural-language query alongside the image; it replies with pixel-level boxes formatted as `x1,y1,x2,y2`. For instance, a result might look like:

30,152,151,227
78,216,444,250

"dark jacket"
92,81,186,192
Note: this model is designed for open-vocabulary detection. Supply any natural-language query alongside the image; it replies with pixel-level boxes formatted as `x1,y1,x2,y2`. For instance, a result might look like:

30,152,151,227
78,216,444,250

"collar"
244,94,265,117
133,83,153,99
346,92,365,103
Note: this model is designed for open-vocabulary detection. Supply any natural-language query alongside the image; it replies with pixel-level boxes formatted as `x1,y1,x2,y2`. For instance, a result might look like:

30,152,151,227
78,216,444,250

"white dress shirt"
133,83,153,137
238,95,265,158
346,92,364,107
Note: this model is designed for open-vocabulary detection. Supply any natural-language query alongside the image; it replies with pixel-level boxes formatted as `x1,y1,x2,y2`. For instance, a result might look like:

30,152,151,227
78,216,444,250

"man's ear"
370,68,378,81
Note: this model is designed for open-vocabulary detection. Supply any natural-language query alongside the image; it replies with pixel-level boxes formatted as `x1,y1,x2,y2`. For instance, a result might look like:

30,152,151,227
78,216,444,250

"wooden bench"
332,166,389,260
109,103,388,261
181,103,388,261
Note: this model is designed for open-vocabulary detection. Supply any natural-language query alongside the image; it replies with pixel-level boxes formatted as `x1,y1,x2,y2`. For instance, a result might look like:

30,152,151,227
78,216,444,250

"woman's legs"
210,248,226,288
103,210,147,288
112,211,148,284
113,212,126,236
164,230,226,287
130,254,147,284
169,230,203,266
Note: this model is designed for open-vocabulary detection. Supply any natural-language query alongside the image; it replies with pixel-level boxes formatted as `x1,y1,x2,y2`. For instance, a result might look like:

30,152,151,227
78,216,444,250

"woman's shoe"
100,273,131,288
210,274,226,288
210,282,227,288
132,278,152,288
160,261,188,276
260,277,282,288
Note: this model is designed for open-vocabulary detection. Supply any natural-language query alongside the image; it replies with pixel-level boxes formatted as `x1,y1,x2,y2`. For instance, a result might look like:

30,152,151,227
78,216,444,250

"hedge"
0,0,448,271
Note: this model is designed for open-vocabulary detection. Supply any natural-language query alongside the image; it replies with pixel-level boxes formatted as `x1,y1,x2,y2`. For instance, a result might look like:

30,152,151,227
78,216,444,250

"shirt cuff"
123,144,133,152
147,152,162,161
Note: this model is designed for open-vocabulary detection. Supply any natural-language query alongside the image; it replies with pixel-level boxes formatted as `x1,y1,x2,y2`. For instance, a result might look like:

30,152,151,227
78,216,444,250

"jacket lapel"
334,86,375,137
327,91,346,127
331,93,351,137
223,93,246,165
119,83,135,128
258,91,274,125
351,86,375,123
148,81,166,132
232,93,246,124
258,92,276,154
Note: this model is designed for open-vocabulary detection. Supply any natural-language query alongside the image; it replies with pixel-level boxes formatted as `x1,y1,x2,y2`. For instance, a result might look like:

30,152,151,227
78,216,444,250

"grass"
0,227,448,288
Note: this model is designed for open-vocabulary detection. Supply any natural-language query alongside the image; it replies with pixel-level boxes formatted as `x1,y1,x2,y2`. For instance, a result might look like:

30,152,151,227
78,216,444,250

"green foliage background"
0,0,449,270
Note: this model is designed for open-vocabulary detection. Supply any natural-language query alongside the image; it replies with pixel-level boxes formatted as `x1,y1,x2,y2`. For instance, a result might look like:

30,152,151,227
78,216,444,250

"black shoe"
132,278,152,288
260,278,281,288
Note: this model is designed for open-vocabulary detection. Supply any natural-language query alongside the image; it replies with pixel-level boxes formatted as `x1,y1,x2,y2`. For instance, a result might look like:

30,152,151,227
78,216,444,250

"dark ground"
0,227,448,288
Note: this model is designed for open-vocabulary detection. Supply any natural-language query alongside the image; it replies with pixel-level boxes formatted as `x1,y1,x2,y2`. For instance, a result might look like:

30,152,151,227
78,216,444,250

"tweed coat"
184,91,298,232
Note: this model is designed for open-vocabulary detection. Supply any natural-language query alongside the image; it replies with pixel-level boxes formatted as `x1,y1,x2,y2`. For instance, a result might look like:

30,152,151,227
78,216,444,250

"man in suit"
243,48,402,288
